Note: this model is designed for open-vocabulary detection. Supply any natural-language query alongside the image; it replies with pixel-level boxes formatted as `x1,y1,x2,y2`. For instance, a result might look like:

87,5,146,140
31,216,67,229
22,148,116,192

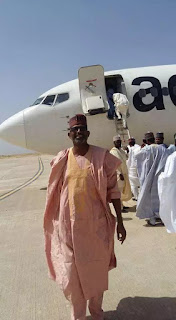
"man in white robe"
168,133,176,153
155,132,168,148
158,151,176,233
136,132,169,226
110,135,132,211
126,137,140,201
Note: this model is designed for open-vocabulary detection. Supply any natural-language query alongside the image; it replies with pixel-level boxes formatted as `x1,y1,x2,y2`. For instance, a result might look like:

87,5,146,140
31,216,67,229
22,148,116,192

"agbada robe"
44,145,121,300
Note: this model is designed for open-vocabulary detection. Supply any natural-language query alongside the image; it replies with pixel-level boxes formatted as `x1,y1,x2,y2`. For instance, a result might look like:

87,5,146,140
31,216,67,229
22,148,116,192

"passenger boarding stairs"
114,117,130,147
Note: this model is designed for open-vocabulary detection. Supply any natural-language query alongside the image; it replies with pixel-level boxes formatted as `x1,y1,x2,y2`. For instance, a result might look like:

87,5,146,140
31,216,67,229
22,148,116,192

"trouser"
107,99,115,119
71,293,104,320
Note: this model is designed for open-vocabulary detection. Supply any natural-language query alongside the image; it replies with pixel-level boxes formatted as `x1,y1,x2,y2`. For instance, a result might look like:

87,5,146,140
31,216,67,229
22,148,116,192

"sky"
0,0,176,154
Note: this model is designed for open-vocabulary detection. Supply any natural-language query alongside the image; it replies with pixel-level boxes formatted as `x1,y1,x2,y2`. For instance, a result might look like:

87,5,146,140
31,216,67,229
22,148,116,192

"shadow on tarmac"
122,217,133,221
87,296,176,320
144,222,165,228
128,205,137,213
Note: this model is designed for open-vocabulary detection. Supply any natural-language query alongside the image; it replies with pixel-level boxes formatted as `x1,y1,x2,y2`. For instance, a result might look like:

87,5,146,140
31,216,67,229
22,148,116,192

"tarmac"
0,154,176,320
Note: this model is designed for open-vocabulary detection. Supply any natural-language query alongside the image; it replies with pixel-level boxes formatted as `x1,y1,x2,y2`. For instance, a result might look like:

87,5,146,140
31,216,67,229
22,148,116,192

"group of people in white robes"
111,131,176,233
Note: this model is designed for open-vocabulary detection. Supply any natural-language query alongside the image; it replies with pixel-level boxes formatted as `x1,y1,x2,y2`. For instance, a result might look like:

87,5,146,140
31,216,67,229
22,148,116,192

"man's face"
68,125,90,146
114,139,121,148
129,139,135,146
156,137,164,145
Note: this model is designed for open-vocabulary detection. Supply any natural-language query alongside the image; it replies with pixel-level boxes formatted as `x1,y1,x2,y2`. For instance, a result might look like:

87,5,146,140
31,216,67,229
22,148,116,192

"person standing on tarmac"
136,132,169,226
155,132,168,148
126,137,140,201
110,135,132,212
168,133,176,153
44,114,126,320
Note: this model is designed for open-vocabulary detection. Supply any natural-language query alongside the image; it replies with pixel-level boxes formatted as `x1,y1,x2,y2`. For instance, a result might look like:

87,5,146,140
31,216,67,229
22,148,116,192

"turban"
144,132,154,140
156,132,164,139
69,114,87,128
129,137,135,141
113,135,121,142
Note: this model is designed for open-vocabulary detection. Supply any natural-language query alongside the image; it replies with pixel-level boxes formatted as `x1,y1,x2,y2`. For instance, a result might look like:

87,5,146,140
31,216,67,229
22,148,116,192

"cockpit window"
32,97,44,106
55,93,69,104
42,95,55,106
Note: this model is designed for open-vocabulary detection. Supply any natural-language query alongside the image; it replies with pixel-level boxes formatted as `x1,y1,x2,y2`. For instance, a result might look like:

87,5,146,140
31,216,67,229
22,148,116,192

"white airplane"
0,64,176,155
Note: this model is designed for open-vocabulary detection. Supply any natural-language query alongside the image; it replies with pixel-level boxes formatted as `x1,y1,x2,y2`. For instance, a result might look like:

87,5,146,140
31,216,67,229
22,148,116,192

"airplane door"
78,65,109,115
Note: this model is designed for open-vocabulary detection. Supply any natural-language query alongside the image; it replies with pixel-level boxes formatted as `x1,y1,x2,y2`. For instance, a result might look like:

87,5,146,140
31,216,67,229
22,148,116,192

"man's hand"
117,223,126,244
124,146,129,153
111,199,126,244
120,174,124,181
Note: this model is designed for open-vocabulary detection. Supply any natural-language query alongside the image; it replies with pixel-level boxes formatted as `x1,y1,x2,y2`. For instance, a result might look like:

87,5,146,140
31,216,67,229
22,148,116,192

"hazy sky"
0,0,176,154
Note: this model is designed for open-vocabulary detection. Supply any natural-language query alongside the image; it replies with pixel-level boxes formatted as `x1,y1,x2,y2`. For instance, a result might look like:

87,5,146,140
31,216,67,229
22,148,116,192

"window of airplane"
138,89,146,98
42,95,55,106
173,86,176,95
150,87,158,97
32,97,45,106
55,93,69,104
162,87,169,96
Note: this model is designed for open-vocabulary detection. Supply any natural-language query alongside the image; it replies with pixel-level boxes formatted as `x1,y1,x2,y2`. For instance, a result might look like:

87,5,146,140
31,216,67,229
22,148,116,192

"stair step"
114,117,130,147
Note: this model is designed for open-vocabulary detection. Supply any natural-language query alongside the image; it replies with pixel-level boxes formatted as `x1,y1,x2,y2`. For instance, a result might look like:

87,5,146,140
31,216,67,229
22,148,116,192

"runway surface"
0,154,175,320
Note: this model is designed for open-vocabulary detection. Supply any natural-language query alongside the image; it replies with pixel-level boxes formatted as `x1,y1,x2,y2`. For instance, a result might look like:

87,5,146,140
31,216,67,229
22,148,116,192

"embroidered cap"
113,135,121,142
156,132,164,139
144,132,154,140
69,114,87,128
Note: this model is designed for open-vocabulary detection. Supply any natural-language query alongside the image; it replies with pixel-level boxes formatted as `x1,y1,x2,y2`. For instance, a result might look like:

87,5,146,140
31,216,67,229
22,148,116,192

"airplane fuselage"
0,65,176,154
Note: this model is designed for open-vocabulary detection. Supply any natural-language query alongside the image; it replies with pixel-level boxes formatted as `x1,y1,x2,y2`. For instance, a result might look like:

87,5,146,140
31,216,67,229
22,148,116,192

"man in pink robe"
44,114,126,320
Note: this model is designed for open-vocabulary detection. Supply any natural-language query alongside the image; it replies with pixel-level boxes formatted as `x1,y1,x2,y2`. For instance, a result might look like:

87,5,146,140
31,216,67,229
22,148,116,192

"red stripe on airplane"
86,79,97,82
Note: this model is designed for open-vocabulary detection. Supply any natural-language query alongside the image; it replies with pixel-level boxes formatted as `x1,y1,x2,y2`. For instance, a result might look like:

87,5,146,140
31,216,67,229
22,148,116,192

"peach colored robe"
44,145,121,300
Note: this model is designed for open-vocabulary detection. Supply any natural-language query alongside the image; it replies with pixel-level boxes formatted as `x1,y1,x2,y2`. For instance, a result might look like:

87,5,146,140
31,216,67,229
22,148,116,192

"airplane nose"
0,111,27,148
